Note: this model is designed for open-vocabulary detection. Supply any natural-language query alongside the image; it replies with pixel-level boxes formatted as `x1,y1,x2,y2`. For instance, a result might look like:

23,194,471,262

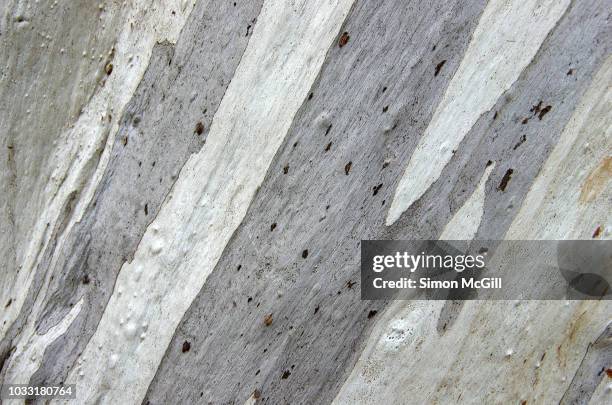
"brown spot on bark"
195,121,204,135
592,226,602,239
580,156,612,203
372,183,383,196
530,101,543,115
606,368,612,378
513,134,526,150
264,313,273,326
253,389,261,399
434,60,446,76
521,117,529,125
537,105,552,120
182,341,191,353
338,32,350,47
104,63,113,75
345,161,352,175
498,169,514,192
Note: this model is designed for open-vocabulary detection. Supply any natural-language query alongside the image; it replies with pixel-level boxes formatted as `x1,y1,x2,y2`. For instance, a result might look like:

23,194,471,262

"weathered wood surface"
0,0,610,404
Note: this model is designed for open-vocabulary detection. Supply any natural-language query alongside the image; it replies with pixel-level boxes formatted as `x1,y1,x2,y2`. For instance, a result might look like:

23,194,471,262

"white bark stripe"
63,0,354,403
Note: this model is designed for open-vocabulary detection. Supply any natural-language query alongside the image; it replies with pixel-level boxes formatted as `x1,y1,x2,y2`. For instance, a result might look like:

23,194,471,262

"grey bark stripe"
0,0,265,388
144,0,488,403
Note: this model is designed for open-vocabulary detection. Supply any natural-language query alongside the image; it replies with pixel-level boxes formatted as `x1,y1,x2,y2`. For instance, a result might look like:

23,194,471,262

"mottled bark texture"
1,0,610,404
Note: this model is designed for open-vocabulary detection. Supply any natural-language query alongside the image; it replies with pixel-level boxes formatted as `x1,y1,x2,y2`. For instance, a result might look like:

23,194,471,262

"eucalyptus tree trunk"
0,0,610,404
